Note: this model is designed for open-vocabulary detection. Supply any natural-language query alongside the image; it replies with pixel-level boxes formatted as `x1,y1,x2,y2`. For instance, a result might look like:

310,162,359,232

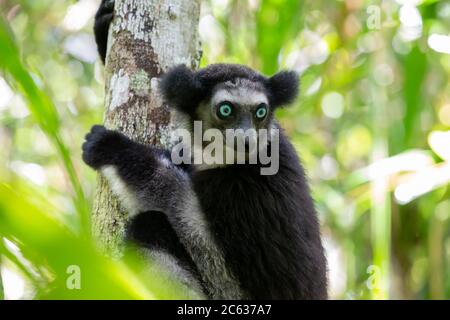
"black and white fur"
85,0,328,299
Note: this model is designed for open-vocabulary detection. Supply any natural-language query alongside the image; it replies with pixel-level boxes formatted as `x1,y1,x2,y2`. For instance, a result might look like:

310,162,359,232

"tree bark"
92,0,201,256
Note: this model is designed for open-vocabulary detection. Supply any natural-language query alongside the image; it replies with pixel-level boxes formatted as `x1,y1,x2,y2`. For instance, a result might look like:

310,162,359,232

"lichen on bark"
92,0,201,256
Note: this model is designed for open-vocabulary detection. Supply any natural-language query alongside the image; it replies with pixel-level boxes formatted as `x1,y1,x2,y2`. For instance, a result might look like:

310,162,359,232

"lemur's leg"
94,0,115,63
125,212,206,299
82,125,244,299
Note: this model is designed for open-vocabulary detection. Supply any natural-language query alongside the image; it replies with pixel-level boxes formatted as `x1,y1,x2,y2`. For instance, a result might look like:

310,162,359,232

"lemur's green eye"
217,102,234,119
255,104,267,119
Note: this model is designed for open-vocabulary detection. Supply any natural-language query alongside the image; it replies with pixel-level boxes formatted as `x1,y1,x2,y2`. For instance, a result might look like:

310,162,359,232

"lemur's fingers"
82,125,125,169
94,0,115,63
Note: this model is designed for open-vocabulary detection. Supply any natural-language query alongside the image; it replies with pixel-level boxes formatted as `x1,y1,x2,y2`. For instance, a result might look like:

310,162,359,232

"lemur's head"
159,64,299,157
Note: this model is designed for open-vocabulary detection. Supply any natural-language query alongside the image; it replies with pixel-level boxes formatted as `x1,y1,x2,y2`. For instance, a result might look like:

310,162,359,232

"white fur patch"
159,155,173,168
212,87,268,107
175,191,244,299
142,249,205,299
101,165,141,217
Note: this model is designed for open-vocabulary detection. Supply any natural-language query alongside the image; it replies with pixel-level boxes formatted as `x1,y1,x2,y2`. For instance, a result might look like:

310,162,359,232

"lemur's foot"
82,125,125,169
94,0,115,63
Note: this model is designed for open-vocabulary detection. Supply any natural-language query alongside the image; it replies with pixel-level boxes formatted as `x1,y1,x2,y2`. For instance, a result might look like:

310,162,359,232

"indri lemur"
83,0,328,299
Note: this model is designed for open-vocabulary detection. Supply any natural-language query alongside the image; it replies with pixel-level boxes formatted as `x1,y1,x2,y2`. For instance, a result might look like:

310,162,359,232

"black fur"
158,65,204,115
192,133,327,299
94,0,115,63
267,71,300,107
159,64,300,115
82,125,120,169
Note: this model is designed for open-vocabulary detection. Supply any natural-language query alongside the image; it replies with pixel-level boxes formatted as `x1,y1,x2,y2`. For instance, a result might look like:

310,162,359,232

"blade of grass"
0,237,45,291
369,72,391,300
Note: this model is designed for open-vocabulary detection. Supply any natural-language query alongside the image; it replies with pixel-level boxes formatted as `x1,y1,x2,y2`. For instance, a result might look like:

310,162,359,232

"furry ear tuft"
159,65,203,112
267,71,299,107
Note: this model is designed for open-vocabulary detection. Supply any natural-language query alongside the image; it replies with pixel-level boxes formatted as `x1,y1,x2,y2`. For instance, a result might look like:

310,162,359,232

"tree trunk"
92,0,201,256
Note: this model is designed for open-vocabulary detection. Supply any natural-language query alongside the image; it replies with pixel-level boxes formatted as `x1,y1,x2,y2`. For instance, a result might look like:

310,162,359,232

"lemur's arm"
94,0,115,63
82,125,243,299
82,125,187,216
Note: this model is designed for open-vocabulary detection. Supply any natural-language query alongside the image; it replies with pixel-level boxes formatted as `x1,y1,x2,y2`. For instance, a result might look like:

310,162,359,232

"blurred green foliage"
0,0,449,299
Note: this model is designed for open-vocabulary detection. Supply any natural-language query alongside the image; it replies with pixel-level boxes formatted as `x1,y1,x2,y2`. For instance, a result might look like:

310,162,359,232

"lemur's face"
160,64,299,162
196,78,274,153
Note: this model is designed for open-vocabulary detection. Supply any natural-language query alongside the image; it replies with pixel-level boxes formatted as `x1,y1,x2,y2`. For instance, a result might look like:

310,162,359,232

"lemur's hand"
82,125,125,170
94,0,115,63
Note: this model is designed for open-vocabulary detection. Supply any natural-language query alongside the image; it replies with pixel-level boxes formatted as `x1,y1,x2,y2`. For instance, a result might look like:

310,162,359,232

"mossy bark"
92,0,201,256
